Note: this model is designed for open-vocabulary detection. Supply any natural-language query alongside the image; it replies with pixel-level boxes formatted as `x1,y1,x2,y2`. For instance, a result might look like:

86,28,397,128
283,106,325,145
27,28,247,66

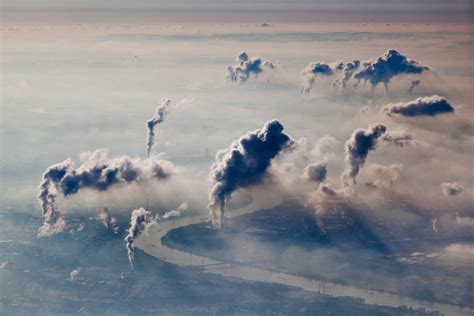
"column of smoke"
124,207,156,270
37,159,72,237
341,123,387,185
341,124,415,186
208,120,294,229
37,149,173,237
408,80,421,94
146,98,172,157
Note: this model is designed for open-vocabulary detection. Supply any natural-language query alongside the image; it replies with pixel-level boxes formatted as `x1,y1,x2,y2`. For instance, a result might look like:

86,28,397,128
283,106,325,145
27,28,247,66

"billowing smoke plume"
208,120,294,229
37,149,174,237
383,95,454,117
162,202,189,220
124,207,156,270
304,161,327,182
408,79,421,94
341,123,387,185
301,62,339,94
227,51,276,83
441,182,464,196
146,98,172,157
354,49,429,89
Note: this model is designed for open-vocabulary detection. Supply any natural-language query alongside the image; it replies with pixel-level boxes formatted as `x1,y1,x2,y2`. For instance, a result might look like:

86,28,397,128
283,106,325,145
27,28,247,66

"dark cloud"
408,79,421,94
208,120,294,228
37,149,174,237
227,51,276,83
146,98,172,157
441,182,464,197
354,49,429,89
383,95,454,117
341,123,387,185
304,161,327,182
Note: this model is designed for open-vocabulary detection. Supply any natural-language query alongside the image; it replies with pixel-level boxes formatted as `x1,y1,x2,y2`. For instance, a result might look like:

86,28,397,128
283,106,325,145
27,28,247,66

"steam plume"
208,120,294,229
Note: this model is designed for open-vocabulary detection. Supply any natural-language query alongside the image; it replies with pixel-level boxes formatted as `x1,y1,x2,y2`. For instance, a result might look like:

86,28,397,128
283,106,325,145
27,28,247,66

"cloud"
146,98,172,157
354,49,429,89
226,51,276,83
208,120,294,228
441,182,464,196
304,161,327,182
383,95,454,117
341,123,387,185
37,149,174,237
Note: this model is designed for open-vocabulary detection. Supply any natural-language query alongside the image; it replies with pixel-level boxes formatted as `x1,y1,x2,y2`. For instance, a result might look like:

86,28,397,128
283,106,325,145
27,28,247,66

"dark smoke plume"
37,149,173,237
341,123,387,185
301,62,339,94
408,80,421,94
227,51,276,83
146,98,172,157
208,120,294,228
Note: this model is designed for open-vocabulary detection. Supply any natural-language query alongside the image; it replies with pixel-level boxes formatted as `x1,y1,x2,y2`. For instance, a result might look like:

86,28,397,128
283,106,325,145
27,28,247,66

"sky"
1,1,473,312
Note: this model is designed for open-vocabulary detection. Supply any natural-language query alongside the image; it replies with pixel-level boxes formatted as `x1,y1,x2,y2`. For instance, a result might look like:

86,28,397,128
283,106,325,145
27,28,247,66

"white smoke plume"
146,98,172,157
69,267,81,281
124,207,157,270
162,202,188,220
